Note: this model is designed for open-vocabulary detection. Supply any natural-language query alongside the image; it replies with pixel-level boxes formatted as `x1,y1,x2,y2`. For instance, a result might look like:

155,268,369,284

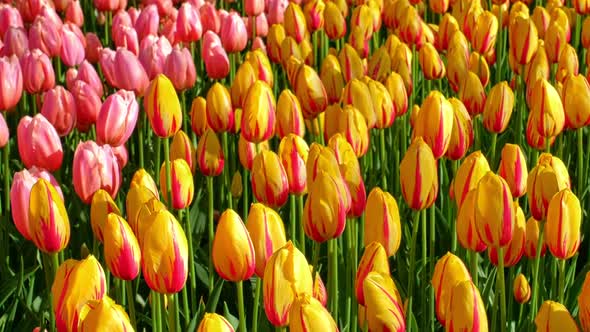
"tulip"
283,3,307,43
245,49,274,86
338,44,364,83
134,5,159,41
384,72,408,117
398,5,423,47
90,189,121,243
324,2,346,40
71,79,102,132
246,203,287,277
453,151,491,208
163,47,197,91
52,255,107,331
103,213,141,280
2,27,29,59
113,48,149,95
483,82,515,134
513,273,531,304
311,266,328,307
400,137,438,211
197,313,235,332
276,89,305,138
230,172,243,199
474,172,514,247
278,134,309,195
364,188,401,257
459,71,487,116
525,45,550,87
242,81,276,143
17,114,63,171
456,189,487,252
134,198,168,247
327,133,365,217
349,26,369,59
206,82,234,132
545,22,567,64
468,52,491,88
141,210,188,293
159,159,194,210
446,98,474,160
219,12,248,53
431,252,472,325
419,42,446,80
40,85,76,136
139,36,173,80
144,74,182,138
294,65,328,119
60,24,85,67
335,105,369,157
562,74,590,129
488,202,526,267
176,3,202,43
445,280,489,331
556,45,578,83
231,62,257,109
190,96,209,136
355,242,390,306
527,153,571,220
524,217,546,259
363,272,405,331
267,24,286,63
238,136,269,171
78,296,134,331
65,0,83,27
0,55,23,111
21,49,54,94
510,15,539,65
545,189,581,260
130,168,159,198
497,144,528,198
579,272,590,331
0,5,23,36
289,294,338,332
73,141,121,204
170,130,196,173
412,91,454,159
367,47,391,83
446,51,469,93
535,301,579,331
251,150,289,208
471,11,498,55
28,16,61,58
96,90,138,147
85,33,102,64
0,113,7,148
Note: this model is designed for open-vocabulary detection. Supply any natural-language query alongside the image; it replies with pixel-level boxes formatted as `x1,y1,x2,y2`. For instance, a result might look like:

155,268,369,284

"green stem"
182,208,196,312
104,11,110,47
222,132,232,209
530,223,545,322
243,168,249,220
138,111,145,169
578,129,584,197
380,129,388,190
252,277,261,332
164,138,172,210
497,247,507,332
328,239,339,322
125,281,137,330
558,259,566,304
490,132,498,169
298,195,306,256
207,177,215,294
350,219,358,332
152,291,161,332
406,212,421,332
471,251,479,288
168,294,176,332
421,209,427,321
237,281,247,332
429,206,435,332
290,195,296,244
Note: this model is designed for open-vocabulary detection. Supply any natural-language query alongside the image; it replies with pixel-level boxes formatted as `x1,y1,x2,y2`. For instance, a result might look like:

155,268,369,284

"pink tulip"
244,14,269,38
96,90,139,147
200,3,221,34
2,27,29,59
135,4,160,42
17,114,63,171
18,0,53,23
71,80,102,132
65,68,77,90
161,12,179,45
21,49,55,94
39,6,64,31
41,85,77,136
128,7,141,25
76,60,104,98
202,31,229,79
176,3,202,43
245,0,264,16
29,16,62,58
113,10,133,33
0,55,23,111
0,4,24,38
252,36,267,53
10,167,63,241
85,32,103,63
94,0,121,12
60,24,85,67
112,144,128,169
54,0,71,12
114,25,140,55
163,47,197,91
266,0,288,25
113,48,149,95
99,48,116,87
143,0,174,16
0,112,8,148
220,12,247,53
139,36,172,79
65,0,84,27
73,140,121,204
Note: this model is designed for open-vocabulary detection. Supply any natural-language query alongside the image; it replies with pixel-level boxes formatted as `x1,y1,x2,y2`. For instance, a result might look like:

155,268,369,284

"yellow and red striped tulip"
527,153,570,220
419,42,446,80
446,98,474,160
384,72,408,117
103,213,140,280
289,294,338,332
474,172,515,247
342,78,376,129
311,265,327,307
190,96,209,137
284,2,307,43
526,120,556,151
497,144,528,198
294,64,328,119
306,143,342,184
268,24,286,64
324,2,347,40
276,89,305,138
447,49,469,93
170,130,196,173
513,273,531,304
535,301,579,331
242,81,276,143
556,45,578,84
368,47,391,83
320,55,346,104
52,255,107,331
432,252,472,325
130,168,159,198
545,189,581,260
398,5,424,47
197,129,224,177
231,61,257,109
339,44,365,83
355,242,390,306
363,271,405,332
238,136,269,170
412,91,454,159
246,203,287,277
364,188,401,257
445,280,489,332
532,7,550,39
545,21,568,64
323,104,346,142
141,210,188,293
437,13,460,51
213,209,256,281
488,202,526,267
468,53,490,88
144,74,182,138
482,82,514,134
245,49,274,87
135,198,168,247
231,171,243,199
456,190,487,252
278,134,309,195
528,78,565,138
251,150,290,208
390,43,414,95
348,26,369,59
453,151,490,208
459,71,487,116
125,185,157,235
509,16,539,65
206,83,234,133
338,105,370,157
562,74,590,129
303,0,325,33
400,137,438,211
263,241,313,327
197,313,235,332
29,178,70,253
579,272,590,331
329,135,366,218
90,189,121,243
430,0,449,14
350,4,373,41
78,296,133,331
160,159,194,210
367,79,395,129
471,10,498,55
525,217,547,258
524,45,550,88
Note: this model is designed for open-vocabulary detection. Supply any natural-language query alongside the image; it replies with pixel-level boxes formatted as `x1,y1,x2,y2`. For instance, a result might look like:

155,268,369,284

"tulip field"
6,0,590,331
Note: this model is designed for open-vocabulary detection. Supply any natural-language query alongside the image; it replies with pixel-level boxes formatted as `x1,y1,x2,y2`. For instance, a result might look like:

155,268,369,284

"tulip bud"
103,214,141,280
251,150,289,208
384,72,408,117
447,49,469,93
525,45,550,87
320,55,346,104
527,153,571,220
419,42,446,80
513,273,531,304
339,44,365,83
453,151,491,207
412,91,454,159
488,202,526,267
579,272,590,331
545,22,567,64
337,105,370,157
472,11,498,55
231,61,257,109
170,130,196,173
21,49,55,94
445,280,488,331
213,209,256,281
144,74,182,138
28,178,70,253
246,203,287,277
284,3,307,43
294,64,328,119
535,301,579,331
78,296,134,331
206,82,234,133
474,172,515,247
324,2,347,40
267,24,286,63
306,143,342,183
328,133,366,217
289,294,338,332
311,265,328,306
355,242,390,306
278,134,309,195
545,189,581,260
390,43,414,95
399,5,424,47
459,71,487,116
363,272,405,331
242,81,276,143
141,210,188,293
456,190,487,252
562,74,590,129
159,159,194,210
364,188,401,257
446,98,474,160
196,129,224,177
52,255,107,331
131,168,159,198
482,82,514,133
342,78,376,129
220,12,248,53
400,137,438,210
431,252,472,325
367,47,391,83
510,16,539,65
17,114,63,172
73,141,121,204
263,241,313,327
468,52,490,88
525,217,547,258
556,45,578,84
197,313,235,332
190,96,210,136
90,189,121,243
276,89,305,138
497,144,528,198
40,85,76,137
96,90,139,147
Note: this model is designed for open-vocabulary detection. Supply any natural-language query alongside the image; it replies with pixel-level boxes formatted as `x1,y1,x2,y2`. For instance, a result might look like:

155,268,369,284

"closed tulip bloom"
459,71,487,116
363,272,405,332
159,159,194,210
446,50,469,93
113,48,149,95
400,137,439,210
294,64,328,119
324,2,346,40
267,24,286,63
197,313,235,332
355,242,390,305
535,301,579,332
556,45,578,84
90,189,121,243
103,213,141,280
337,105,370,157
73,141,121,204
231,61,257,108
437,14,460,51
303,0,325,33
341,78,375,129
364,188,401,257
28,16,61,58
196,129,225,177
525,46,550,88
497,144,528,198
545,22,567,64
468,53,490,88
134,198,168,246
245,49,274,87
413,91,454,159
212,209,255,281
0,113,7,148
419,42,446,80
190,96,209,136
545,189,581,260
474,172,515,247
141,210,188,293
96,90,138,147
2,27,29,59
432,252,472,325
367,46,391,83
339,44,364,83
488,202,526,267
510,16,539,65
85,33,102,64
430,0,449,14
527,154,571,220
471,11,498,55
144,74,182,138
446,98,474,160
52,255,107,332
206,82,234,132
21,49,54,94
278,134,309,195
335,142,366,218
263,241,313,326
513,273,531,304
399,5,424,47
562,74,590,129
306,142,343,184
78,296,133,332
71,79,102,132
289,294,338,332
242,81,276,143
163,47,197,91
276,89,305,138
251,150,289,208
526,121,557,151
130,168,159,198
17,114,63,171
456,187,488,251
284,3,307,43
385,72,408,117
246,203,287,278
445,280,488,332
0,55,23,111
60,24,85,67
348,26,369,59
482,82,514,133
220,12,247,53
525,217,546,258
40,86,76,136
170,130,196,173
176,3,202,43
579,272,590,331
28,178,70,253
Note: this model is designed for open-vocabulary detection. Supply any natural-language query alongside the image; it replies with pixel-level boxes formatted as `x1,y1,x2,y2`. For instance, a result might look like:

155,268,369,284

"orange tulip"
367,46,391,82
400,137,438,210
384,72,408,117
342,78,376,129
459,71,487,116
190,96,209,137
367,79,395,129
513,273,531,304
294,64,328,119
437,13,460,51
472,11,498,55
170,130,196,173
509,16,539,65
528,78,565,138
419,42,446,80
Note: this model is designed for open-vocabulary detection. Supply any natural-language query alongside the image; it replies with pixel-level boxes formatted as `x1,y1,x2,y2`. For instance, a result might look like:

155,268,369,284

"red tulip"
202,32,230,79
85,33,102,63
200,3,221,34
65,0,84,27
28,16,61,58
